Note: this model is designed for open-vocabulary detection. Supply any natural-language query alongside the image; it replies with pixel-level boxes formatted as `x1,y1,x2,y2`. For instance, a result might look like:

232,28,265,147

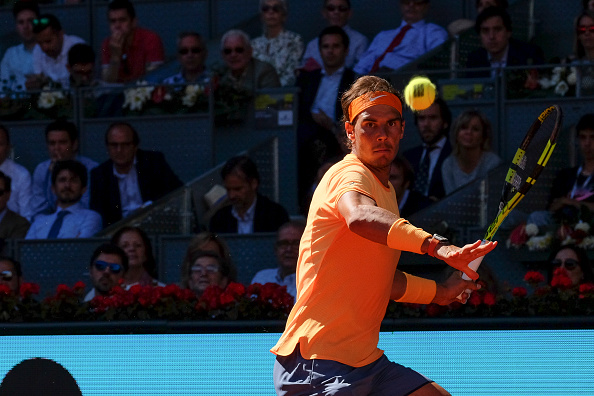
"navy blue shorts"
273,345,432,395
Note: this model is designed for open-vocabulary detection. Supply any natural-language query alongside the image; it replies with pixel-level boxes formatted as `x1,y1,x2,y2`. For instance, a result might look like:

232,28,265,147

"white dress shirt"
32,34,85,88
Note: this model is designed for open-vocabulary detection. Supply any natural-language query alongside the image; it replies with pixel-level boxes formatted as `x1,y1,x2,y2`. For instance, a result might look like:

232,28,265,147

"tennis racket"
458,105,563,299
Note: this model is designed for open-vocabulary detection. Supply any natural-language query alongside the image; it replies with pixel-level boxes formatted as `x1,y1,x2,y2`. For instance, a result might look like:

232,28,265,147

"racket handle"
456,240,487,302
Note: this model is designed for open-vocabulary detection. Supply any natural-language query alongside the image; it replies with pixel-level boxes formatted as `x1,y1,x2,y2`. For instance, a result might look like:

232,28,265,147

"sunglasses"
325,5,349,12
223,47,245,55
191,265,219,276
32,17,50,27
261,4,282,13
94,260,123,274
179,47,203,55
1,270,14,281
577,26,594,34
551,258,580,271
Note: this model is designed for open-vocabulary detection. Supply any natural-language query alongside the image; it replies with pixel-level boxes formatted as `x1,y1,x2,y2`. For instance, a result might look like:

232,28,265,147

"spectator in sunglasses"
251,220,305,300
300,0,368,71
29,13,85,90
163,32,210,85
219,29,280,92
547,244,594,287
569,11,594,94
101,0,164,83
0,1,39,91
251,0,303,86
0,257,22,296
84,243,128,302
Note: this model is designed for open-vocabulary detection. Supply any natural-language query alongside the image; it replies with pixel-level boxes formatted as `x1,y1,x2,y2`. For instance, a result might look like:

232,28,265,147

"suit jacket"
90,149,183,227
209,193,290,234
0,209,30,239
402,139,452,200
466,38,545,77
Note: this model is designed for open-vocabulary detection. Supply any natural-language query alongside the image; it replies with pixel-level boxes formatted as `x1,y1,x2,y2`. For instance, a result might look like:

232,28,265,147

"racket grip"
456,240,487,302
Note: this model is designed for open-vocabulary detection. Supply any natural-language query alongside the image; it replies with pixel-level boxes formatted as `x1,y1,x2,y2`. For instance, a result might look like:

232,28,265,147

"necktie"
370,24,412,73
414,146,437,196
47,210,70,239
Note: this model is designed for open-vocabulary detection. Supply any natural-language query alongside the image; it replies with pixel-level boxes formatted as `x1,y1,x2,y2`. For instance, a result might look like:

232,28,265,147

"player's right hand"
432,271,480,305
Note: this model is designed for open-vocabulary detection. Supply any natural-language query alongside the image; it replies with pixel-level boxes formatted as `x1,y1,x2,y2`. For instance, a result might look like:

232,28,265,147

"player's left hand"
434,240,497,280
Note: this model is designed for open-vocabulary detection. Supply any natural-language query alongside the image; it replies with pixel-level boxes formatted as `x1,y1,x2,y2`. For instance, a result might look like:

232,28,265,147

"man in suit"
0,171,30,241
402,97,452,201
466,6,544,78
209,155,290,234
90,122,183,228
296,26,356,212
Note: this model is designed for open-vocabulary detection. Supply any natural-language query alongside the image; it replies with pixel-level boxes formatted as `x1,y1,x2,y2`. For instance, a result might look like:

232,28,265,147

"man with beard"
84,243,128,302
26,160,102,239
402,97,452,201
209,155,290,234
251,220,305,300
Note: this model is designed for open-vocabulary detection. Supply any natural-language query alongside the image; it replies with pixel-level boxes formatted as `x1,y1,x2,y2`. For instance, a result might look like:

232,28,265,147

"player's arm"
337,190,496,280
390,269,479,305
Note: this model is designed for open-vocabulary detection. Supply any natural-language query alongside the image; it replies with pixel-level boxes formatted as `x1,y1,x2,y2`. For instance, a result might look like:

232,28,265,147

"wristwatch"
427,234,449,257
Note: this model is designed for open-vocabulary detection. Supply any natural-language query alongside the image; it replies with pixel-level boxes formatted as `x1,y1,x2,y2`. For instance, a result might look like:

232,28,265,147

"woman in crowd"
547,244,594,287
184,250,236,297
180,232,235,290
571,10,594,94
251,0,303,86
441,109,501,194
111,226,163,287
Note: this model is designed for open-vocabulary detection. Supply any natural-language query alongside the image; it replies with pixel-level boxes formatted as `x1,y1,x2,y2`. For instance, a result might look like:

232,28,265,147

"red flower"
226,282,246,298
219,292,235,306
524,271,545,284
425,303,445,317
73,281,85,291
483,292,497,306
512,287,528,298
19,282,40,298
551,267,573,289
579,282,594,295
0,284,11,296
468,291,482,307
508,223,528,247
151,85,167,103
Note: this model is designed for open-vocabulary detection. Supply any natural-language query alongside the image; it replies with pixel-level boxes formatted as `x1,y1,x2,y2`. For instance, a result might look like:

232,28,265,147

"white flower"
561,235,576,246
539,77,552,89
526,233,553,251
181,84,203,107
554,81,569,96
164,93,172,101
552,66,564,76
567,69,577,85
575,221,591,233
37,90,65,109
525,223,539,237
550,72,561,85
578,236,594,249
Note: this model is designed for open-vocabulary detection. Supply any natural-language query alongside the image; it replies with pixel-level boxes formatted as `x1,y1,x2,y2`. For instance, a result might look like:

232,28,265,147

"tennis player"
272,75,497,396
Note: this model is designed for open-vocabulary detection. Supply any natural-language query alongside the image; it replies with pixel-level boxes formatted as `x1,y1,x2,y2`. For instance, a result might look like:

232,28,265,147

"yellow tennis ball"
404,77,436,111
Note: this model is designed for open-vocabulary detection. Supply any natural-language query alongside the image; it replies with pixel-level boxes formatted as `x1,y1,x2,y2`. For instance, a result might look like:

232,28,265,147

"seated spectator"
180,232,234,290
447,0,508,36
0,125,33,219
28,13,85,89
209,155,290,234
111,226,163,287
466,7,545,78
26,160,102,239
0,256,22,296
570,11,594,94
101,0,165,83
548,114,594,218
354,0,448,74
30,119,97,217
185,250,236,297
300,0,368,70
402,97,453,201
90,122,183,228
0,171,30,240
441,109,501,194
251,0,303,86
67,43,98,88
83,242,128,302
251,220,305,300
0,1,39,91
163,32,210,85
389,156,433,218
219,29,281,92
547,244,594,287
296,26,356,209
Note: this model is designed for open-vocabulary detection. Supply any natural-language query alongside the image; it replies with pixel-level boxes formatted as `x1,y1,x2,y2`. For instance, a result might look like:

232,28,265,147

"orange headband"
347,91,402,123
